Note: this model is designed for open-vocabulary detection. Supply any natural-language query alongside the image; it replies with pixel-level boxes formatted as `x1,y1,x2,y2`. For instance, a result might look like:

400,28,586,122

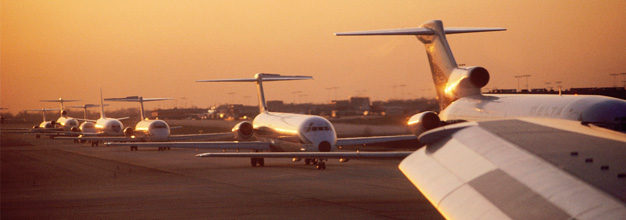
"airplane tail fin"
69,104,103,121
40,98,80,117
26,108,61,122
99,88,106,119
197,73,313,113
336,20,505,110
105,96,172,120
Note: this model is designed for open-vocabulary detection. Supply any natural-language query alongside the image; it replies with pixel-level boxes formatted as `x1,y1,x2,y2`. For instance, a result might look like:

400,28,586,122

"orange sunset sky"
2,0,626,114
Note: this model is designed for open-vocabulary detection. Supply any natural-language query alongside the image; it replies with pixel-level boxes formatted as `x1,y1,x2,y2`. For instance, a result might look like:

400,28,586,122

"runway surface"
1,129,443,219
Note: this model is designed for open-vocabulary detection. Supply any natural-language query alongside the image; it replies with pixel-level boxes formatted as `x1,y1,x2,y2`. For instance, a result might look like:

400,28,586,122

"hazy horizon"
3,1,626,114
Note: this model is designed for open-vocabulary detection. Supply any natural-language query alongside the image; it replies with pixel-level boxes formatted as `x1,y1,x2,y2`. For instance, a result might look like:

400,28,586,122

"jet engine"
124,127,134,137
71,126,80,132
232,121,254,140
407,111,440,136
446,66,490,98
46,121,56,128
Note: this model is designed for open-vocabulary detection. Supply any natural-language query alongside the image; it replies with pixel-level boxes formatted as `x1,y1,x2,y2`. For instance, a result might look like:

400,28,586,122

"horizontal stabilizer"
196,151,413,159
197,73,312,83
40,99,81,103
337,134,416,146
106,141,271,150
105,97,173,102
336,27,505,36
69,104,106,108
26,108,61,112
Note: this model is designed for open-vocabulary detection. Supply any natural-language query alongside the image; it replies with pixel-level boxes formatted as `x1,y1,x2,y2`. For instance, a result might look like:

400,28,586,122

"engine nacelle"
124,127,135,137
445,66,490,98
232,121,254,140
407,111,440,136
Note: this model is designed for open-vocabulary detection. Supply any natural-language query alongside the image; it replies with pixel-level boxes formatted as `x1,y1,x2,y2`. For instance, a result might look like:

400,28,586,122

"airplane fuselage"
56,116,79,131
133,119,170,142
441,94,626,132
252,112,337,153
79,121,97,134
95,118,124,136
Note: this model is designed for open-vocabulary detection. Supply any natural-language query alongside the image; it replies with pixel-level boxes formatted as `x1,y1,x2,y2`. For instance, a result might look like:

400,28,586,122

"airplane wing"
399,118,626,219
56,136,137,142
336,134,416,146
195,151,413,159
168,132,233,141
106,141,271,150
3,128,65,134
55,132,233,142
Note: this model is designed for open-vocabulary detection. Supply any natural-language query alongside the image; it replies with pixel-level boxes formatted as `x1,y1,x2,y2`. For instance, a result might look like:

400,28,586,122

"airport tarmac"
1,126,443,219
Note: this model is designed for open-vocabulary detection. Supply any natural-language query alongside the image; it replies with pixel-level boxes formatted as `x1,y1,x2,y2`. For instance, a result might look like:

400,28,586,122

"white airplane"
337,20,626,219
68,96,232,149
52,90,130,145
107,73,417,169
336,20,626,134
68,104,102,134
40,98,81,131
93,89,126,137
16,108,64,138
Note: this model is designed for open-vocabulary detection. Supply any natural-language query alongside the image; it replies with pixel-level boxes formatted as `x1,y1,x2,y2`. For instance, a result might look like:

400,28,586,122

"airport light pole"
610,73,619,87
522,75,532,91
227,92,235,105
292,91,302,104
325,87,338,101
514,75,523,92
555,81,562,93
243,95,251,105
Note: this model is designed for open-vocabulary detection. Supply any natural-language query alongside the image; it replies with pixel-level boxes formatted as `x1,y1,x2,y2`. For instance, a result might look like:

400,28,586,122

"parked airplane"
52,90,127,144
336,20,626,135
22,108,63,138
68,104,102,134
40,98,81,131
107,73,416,169
93,89,126,137
337,20,626,219
68,96,232,149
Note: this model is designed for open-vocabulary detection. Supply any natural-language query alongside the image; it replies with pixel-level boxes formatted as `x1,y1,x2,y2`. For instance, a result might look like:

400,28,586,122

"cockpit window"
305,124,332,133
150,121,168,129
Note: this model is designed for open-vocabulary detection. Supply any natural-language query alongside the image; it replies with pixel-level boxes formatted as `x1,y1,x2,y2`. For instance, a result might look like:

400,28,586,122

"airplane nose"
318,141,331,152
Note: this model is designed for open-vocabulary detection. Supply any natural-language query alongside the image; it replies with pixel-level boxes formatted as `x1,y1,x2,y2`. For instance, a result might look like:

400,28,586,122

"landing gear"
36,134,41,139
130,146,138,151
316,161,326,170
251,158,265,167
157,147,172,151
91,141,99,147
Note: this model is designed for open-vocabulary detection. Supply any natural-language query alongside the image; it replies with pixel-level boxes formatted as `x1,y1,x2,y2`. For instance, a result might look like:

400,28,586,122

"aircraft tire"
316,162,326,170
